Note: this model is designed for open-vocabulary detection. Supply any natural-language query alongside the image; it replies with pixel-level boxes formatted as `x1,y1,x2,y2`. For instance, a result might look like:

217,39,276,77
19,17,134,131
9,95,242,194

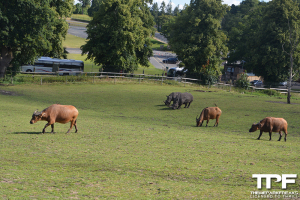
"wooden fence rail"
16,71,299,94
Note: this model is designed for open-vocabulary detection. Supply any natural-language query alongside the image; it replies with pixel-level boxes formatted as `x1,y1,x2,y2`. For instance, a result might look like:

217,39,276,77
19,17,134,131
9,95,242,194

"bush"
236,73,250,89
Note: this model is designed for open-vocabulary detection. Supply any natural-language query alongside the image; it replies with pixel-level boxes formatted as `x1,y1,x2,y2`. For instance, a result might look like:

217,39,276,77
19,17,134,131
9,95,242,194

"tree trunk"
0,47,13,79
287,53,293,104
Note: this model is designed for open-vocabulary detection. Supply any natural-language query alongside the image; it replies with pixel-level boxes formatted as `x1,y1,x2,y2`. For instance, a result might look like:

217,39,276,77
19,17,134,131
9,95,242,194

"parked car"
279,81,287,86
163,57,178,64
167,67,186,77
250,80,263,86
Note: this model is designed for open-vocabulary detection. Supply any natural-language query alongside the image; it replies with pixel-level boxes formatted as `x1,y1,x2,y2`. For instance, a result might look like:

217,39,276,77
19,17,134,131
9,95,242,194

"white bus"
21,57,84,75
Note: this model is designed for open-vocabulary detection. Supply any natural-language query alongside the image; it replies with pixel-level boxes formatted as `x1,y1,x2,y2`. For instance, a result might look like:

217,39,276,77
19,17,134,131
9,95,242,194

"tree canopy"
165,0,229,82
0,0,73,78
81,0,155,72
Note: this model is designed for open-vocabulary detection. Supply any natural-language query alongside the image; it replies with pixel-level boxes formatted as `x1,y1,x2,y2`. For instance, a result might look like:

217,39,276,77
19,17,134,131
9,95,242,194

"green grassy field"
71,14,92,22
0,82,299,199
63,34,87,49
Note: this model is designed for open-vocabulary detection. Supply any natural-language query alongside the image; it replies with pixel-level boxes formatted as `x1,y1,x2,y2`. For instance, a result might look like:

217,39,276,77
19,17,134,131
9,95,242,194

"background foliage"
81,0,155,72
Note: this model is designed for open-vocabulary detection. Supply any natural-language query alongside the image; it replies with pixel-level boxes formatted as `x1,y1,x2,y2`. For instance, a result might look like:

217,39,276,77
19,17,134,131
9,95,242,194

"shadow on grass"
155,104,166,107
159,107,173,110
13,132,42,134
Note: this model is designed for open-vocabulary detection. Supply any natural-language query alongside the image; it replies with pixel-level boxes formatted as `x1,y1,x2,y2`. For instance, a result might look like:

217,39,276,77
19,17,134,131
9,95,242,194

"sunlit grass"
63,34,87,49
71,14,92,22
0,83,299,199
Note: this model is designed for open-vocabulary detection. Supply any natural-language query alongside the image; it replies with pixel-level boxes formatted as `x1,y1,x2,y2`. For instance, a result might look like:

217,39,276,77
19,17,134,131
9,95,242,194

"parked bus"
21,57,84,75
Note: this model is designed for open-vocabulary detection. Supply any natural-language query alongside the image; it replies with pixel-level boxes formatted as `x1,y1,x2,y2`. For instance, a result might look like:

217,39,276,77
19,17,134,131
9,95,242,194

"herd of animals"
29,92,288,142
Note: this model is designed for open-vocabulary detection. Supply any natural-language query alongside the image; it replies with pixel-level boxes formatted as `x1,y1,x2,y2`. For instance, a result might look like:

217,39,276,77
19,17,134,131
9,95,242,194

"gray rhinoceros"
172,92,193,109
164,92,181,106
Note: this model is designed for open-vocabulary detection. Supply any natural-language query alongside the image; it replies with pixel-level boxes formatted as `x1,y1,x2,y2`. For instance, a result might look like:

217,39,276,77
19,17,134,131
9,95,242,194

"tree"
226,0,300,104
79,0,91,14
166,0,229,82
88,0,103,17
0,0,73,78
265,0,300,103
150,2,159,27
160,1,166,15
79,0,91,8
81,0,155,72
166,1,173,15
173,4,180,16
73,3,83,14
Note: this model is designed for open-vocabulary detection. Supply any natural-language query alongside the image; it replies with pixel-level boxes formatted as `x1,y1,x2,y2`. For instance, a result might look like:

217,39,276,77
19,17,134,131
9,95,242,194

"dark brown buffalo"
249,117,288,141
30,104,79,134
196,106,222,127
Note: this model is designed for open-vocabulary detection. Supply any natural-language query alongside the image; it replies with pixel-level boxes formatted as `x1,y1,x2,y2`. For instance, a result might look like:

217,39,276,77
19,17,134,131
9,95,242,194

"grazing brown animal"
249,117,288,141
30,104,79,134
196,106,222,127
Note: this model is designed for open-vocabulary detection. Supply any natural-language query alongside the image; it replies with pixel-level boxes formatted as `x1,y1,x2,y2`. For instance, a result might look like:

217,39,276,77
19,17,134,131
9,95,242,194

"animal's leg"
206,117,210,127
269,131,272,141
214,116,220,127
187,101,192,108
42,123,50,134
51,124,55,134
278,131,282,141
199,121,203,127
284,130,287,142
177,104,182,109
184,103,187,108
66,121,75,134
74,120,78,133
257,130,263,140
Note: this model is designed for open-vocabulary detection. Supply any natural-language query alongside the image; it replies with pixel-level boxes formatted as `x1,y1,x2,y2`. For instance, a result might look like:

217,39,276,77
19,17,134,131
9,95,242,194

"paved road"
154,32,168,43
151,50,178,71
68,26,88,39
67,20,175,70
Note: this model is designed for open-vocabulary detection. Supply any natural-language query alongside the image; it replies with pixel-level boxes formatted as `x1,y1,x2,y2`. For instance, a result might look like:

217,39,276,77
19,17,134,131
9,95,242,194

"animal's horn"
196,115,199,121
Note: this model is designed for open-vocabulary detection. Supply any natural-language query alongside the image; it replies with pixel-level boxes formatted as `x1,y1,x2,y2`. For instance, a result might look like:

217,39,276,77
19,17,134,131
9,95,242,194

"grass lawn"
71,14,92,22
150,38,169,50
0,82,299,199
63,34,87,49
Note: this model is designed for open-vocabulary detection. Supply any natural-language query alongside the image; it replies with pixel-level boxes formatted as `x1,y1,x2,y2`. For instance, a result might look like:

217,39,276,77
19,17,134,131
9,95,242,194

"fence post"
40,77,42,85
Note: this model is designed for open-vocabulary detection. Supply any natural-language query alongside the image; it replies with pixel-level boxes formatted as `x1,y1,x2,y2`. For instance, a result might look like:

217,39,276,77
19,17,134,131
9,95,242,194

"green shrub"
235,73,250,89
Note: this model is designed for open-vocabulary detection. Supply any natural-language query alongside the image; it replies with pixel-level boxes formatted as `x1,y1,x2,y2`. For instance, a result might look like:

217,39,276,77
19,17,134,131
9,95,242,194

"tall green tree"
0,0,73,78
88,0,103,17
79,0,91,14
173,4,180,16
166,0,229,82
166,1,173,15
150,2,159,27
244,0,300,103
81,0,155,72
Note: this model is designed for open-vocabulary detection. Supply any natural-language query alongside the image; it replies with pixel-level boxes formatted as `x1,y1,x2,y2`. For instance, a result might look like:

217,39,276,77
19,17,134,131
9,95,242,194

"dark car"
250,80,263,86
163,57,178,64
